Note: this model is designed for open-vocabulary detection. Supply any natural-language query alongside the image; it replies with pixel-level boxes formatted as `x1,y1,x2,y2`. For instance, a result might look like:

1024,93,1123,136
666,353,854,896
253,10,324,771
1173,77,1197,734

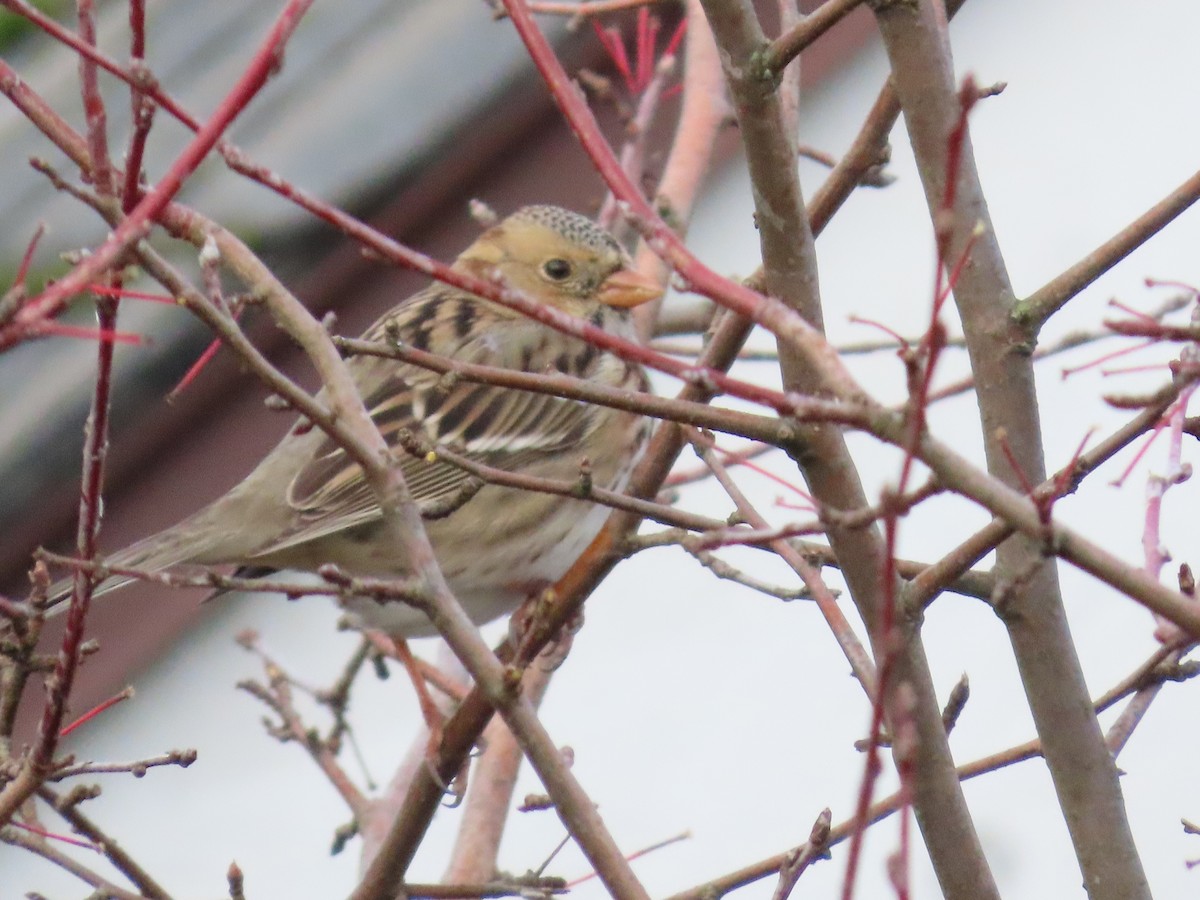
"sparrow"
47,206,660,638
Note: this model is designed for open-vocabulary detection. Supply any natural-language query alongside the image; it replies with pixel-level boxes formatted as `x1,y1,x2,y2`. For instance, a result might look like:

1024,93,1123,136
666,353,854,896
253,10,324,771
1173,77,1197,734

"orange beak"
596,267,664,308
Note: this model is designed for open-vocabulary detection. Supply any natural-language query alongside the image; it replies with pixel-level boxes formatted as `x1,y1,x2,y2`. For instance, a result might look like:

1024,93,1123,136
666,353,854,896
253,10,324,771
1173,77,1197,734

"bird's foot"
507,586,585,665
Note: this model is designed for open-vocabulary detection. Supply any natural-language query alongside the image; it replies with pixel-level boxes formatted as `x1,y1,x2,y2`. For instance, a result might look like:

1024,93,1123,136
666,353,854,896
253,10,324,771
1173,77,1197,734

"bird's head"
455,205,662,317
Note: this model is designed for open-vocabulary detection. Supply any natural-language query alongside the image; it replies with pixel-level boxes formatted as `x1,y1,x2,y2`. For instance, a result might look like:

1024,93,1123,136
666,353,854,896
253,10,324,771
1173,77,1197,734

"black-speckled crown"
511,205,622,257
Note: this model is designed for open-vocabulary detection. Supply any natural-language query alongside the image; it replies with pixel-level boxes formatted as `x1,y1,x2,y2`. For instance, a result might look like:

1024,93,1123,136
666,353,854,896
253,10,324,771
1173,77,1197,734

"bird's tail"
42,516,224,615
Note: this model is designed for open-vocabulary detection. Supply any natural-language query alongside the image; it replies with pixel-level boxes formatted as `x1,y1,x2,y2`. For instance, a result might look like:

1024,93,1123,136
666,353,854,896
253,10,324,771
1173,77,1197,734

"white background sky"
6,0,1200,897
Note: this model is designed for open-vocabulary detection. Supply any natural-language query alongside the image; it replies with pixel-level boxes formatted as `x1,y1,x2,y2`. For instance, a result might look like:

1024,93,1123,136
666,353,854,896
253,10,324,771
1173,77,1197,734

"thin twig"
762,0,864,76
36,784,172,899
1016,167,1200,333
690,432,877,695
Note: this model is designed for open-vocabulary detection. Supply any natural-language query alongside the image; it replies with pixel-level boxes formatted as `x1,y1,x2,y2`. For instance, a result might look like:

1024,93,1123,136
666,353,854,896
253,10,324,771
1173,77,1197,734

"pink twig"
1111,417,1172,488
1144,296,1200,639
10,819,99,851
32,321,143,345
1061,339,1154,379
711,443,815,510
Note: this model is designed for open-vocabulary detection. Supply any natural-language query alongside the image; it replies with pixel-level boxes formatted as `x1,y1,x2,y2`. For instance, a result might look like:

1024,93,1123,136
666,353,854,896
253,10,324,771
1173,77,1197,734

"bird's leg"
508,584,585,668
536,614,581,672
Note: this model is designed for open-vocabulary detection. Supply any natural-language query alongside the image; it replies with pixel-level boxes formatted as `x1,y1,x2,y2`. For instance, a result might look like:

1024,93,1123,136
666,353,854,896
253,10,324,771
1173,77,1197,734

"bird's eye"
541,258,573,281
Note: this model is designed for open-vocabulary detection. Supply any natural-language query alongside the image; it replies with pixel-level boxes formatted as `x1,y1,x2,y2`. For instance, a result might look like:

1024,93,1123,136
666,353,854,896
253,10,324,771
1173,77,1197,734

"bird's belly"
322,488,615,638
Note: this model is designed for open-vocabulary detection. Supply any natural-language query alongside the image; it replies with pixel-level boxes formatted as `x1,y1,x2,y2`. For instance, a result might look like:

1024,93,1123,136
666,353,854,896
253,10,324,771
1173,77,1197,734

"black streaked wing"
254,304,601,558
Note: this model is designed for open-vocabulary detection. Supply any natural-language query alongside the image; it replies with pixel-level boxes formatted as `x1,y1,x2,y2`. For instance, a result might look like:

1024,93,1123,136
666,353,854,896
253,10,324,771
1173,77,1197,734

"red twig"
168,303,247,400
592,21,635,92
60,687,135,739
635,8,654,89
0,0,315,352
996,432,1037,497
76,0,113,198
85,285,176,304
662,16,687,58
32,0,122,776
847,314,911,351
841,74,979,900
501,0,845,392
122,0,153,214
33,303,118,771
4,0,841,432
13,222,46,289
0,0,317,832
